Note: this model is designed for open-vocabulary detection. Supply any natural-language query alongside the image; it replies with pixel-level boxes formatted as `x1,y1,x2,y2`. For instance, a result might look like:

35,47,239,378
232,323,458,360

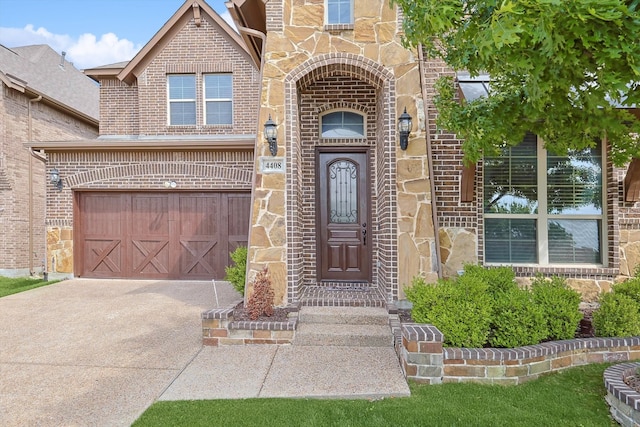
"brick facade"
0,86,97,275
34,3,260,277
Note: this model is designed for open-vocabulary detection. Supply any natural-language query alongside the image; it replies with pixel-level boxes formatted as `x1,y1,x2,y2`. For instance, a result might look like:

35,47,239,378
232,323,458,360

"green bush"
593,292,640,337
531,275,582,341
611,278,640,305
224,246,247,296
488,287,547,348
405,275,492,347
463,264,517,296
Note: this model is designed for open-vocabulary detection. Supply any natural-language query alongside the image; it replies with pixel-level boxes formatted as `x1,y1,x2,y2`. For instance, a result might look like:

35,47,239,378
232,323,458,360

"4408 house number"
260,157,285,174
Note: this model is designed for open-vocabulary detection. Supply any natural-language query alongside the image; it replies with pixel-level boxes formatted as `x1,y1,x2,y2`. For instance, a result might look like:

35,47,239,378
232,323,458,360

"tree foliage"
392,0,640,165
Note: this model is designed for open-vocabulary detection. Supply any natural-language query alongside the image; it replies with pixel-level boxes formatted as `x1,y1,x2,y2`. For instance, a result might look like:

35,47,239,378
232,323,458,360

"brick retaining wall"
202,303,297,346
399,323,640,385
604,363,640,426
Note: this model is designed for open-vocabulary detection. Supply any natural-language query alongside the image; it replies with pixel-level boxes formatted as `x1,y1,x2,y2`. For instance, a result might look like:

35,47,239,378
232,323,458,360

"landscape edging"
398,323,640,385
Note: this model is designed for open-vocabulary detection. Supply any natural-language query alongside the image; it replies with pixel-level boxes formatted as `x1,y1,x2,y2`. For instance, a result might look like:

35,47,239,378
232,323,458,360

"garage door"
75,192,250,279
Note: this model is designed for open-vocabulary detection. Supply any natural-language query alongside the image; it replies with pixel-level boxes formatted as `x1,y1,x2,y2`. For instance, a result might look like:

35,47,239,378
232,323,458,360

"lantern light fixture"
264,115,278,156
398,107,413,150
50,168,62,190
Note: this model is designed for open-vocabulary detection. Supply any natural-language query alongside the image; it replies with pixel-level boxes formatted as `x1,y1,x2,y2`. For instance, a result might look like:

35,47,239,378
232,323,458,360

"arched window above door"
320,110,365,138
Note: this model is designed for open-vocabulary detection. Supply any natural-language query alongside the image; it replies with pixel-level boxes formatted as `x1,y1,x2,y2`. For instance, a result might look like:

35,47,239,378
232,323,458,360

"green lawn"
134,363,616,427
0,276,57,298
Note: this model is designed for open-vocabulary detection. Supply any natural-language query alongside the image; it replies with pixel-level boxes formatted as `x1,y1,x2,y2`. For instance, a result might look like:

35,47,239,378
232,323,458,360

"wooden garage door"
75,192,250,279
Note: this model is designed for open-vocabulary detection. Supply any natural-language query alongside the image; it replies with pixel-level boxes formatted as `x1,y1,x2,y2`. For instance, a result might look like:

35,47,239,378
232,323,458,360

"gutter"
27,95,43,277
417,46,443,279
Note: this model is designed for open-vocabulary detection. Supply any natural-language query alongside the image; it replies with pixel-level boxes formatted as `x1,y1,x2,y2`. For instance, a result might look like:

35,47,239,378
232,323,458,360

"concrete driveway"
0,278,239,427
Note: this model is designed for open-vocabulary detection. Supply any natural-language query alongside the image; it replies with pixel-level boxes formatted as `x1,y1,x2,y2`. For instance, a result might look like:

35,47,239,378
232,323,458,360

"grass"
134,363,616,427
0,276,57,298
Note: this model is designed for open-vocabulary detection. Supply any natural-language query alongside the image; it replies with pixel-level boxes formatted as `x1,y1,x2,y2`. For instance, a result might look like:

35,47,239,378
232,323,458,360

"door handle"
362,222,367,246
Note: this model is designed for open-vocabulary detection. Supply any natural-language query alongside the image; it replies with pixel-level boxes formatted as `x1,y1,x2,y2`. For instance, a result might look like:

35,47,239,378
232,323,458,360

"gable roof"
95,0,253,85
0,44,99,122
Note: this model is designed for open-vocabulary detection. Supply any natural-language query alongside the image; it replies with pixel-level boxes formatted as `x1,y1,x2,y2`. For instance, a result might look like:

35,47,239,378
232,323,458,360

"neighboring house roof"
86,0,253,84
0,44,99,122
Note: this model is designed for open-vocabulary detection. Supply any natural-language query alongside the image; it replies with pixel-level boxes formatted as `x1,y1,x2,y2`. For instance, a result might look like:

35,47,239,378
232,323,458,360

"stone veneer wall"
248,0,435,305
44,150,254,274
399,323,640,385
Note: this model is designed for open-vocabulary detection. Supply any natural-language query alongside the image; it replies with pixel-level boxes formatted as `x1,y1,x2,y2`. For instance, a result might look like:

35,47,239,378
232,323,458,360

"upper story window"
483,133,604,265
326,0,353,25
204,73,233,125
167,74,196,126
321,111,364,138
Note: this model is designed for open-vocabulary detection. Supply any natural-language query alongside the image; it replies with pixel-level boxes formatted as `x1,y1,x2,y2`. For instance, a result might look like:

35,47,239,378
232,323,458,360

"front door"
317,149,371,282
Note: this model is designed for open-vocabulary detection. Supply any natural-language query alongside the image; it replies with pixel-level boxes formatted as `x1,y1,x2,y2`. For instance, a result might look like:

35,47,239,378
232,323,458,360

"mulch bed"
625,373,640,394
232,302,295,322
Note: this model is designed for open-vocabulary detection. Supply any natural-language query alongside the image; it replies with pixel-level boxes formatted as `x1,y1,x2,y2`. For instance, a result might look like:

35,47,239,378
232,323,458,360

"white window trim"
483,135,607,268
203,73,233,126
325,0,354,26
319,108,366,139
167,74,196,126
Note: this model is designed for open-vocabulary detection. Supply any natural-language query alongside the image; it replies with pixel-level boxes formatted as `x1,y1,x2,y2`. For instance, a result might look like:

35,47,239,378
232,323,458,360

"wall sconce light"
398,107,413,150
50,168,62,190
264,114,278,156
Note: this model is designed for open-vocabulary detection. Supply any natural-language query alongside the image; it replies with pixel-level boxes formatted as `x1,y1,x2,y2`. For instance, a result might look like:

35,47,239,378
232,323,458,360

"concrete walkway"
0,279,409,427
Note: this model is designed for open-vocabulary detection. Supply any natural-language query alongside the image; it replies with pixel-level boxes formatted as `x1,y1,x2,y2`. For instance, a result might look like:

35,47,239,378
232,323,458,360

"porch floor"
299,285,386,308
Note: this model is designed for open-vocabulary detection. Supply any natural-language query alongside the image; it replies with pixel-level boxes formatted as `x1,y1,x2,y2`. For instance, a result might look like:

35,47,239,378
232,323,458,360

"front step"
294,306,393,347
299,306,389,325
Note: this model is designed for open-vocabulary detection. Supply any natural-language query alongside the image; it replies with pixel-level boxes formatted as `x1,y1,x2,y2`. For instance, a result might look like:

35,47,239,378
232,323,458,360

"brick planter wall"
202,302,297,346
604,363,640,427
398,323,640,385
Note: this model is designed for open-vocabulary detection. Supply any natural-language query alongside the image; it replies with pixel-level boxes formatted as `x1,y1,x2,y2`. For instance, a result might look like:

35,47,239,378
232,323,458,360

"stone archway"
284,54,398,303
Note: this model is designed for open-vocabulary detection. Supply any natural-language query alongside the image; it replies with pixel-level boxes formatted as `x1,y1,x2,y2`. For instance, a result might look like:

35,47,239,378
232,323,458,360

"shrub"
593,292,640,337
488,287,547,348
611,277,640,305
463,264,517,296
224,246,247,296
246,267,274,320
531,275,582,341
405,275,492,347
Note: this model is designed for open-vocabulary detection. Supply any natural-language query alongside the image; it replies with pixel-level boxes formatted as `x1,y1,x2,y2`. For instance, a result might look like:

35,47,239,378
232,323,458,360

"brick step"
299,306,389,325
294,323,393,347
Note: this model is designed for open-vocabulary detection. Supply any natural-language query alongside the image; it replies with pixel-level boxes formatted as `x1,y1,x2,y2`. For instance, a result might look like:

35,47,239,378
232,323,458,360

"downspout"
27,95,43,276
417,46,443,279
235,24,267,303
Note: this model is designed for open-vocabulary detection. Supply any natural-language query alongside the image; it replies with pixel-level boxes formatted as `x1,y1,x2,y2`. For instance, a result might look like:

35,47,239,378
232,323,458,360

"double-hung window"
167,74,196,125
204,73,233,125
326,0,353,25
483,133,603,265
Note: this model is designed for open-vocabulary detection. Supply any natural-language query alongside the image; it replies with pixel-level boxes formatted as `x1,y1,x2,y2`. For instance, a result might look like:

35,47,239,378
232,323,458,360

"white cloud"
0,24,141,69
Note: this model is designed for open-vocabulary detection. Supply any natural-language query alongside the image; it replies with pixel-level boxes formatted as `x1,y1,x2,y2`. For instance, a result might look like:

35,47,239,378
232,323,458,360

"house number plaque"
260,157,285,174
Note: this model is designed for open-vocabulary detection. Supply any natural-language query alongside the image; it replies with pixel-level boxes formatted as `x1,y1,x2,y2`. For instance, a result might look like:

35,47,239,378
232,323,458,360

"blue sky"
0,0,232,69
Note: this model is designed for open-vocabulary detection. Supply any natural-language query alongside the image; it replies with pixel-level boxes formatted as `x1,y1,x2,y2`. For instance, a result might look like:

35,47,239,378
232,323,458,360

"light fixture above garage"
264,115,278,156
398,107,413,150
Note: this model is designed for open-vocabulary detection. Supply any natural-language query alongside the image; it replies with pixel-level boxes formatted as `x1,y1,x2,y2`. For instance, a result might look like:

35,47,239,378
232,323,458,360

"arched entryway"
284,54,398,304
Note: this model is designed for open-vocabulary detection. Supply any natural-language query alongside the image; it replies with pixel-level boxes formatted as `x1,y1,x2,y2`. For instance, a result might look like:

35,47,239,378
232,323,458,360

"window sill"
484,263,619,279
324,24,354,33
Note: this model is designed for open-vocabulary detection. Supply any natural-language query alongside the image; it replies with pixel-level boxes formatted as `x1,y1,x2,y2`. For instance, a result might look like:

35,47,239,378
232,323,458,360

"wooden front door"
317,149,371,282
